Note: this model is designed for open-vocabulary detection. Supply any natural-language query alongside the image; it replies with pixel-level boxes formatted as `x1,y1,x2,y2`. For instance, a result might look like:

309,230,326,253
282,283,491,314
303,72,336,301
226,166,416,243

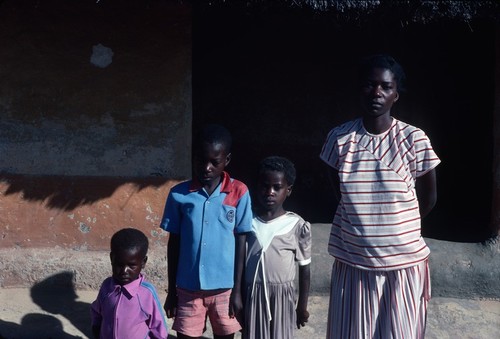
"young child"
160,124,253,339
320,54,440,338
243,156,311,339
90,227,168,339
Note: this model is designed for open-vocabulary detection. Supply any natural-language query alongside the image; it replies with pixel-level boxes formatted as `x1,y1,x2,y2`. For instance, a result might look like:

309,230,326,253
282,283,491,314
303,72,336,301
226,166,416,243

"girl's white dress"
243,212,311,339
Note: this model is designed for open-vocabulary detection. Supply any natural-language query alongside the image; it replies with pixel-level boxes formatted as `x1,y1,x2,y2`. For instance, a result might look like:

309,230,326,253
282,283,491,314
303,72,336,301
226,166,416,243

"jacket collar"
111,273,144,299
189,171,232,193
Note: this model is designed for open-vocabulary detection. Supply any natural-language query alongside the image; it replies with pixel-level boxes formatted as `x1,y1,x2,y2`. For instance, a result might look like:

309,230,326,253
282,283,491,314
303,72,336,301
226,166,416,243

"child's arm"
91,325,101,339
229,232,247,323
296,264,310,329
148,286,169,339
164,233,180,318
90,286,104,339
416,168,437,218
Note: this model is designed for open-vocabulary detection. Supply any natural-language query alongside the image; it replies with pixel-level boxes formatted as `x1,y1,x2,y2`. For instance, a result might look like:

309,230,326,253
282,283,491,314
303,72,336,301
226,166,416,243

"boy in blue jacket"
160,124,252,339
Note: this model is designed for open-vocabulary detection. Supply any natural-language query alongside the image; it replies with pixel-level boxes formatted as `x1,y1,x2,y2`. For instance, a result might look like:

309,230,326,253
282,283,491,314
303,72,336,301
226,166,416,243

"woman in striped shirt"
320,54,440,339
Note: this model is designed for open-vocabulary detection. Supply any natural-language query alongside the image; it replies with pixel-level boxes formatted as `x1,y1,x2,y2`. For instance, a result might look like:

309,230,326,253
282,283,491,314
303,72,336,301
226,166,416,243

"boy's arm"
416,168,437,218
91,325,101,339
296,264,310,329
164,233,180,318
90,288,103,339
229,232,247,323
149,289,169,339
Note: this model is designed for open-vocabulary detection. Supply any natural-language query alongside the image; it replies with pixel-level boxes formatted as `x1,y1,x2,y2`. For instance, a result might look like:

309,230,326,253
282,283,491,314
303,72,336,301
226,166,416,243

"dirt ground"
1,288,500,339
0,289,326,339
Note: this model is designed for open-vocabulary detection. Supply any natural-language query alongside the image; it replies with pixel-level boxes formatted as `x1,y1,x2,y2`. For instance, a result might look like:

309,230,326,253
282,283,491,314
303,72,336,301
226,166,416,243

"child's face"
110,247,146,286
360,67,399,118
257,170,292,212
193,142,231,187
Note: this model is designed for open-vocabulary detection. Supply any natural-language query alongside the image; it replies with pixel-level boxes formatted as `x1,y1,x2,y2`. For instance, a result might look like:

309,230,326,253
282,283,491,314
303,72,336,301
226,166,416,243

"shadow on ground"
0,271,91,339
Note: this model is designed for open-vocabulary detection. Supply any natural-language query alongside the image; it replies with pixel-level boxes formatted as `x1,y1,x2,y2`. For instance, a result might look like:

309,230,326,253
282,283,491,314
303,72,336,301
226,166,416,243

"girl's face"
360,67,399,118
110,247,146,286
257,170,292,215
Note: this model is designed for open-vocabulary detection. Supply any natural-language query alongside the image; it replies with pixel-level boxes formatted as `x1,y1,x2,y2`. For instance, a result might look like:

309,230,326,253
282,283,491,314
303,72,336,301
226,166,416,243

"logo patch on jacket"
226,210,235,223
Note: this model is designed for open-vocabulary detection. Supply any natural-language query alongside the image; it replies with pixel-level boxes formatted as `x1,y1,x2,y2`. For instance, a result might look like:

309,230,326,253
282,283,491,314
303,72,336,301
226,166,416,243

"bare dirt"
1,288,500,339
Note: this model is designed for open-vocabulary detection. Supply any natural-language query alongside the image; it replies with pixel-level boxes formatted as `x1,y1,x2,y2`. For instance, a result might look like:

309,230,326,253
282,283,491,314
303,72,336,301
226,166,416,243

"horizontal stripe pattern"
320,118,440,270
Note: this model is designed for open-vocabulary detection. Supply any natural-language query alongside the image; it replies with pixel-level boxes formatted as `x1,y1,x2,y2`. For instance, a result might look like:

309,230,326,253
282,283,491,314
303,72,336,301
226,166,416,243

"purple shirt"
91,274,168,339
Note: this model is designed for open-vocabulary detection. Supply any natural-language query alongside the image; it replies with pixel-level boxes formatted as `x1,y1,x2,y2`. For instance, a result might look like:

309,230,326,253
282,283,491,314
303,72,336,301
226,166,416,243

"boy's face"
110,247,146,286
193,142,231,187
257,170,292,213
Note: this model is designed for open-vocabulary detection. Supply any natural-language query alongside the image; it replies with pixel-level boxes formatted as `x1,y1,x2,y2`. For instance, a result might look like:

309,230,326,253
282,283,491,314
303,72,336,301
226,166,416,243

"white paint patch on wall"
145,202,161,226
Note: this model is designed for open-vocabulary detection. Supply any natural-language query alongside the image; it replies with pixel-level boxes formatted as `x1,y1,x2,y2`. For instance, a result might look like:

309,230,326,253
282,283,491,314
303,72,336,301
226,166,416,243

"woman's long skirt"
327,259,430,339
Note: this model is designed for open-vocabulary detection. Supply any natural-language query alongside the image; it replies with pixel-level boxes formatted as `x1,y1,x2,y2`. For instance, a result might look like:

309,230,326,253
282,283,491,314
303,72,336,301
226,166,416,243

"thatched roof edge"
199,1,499,23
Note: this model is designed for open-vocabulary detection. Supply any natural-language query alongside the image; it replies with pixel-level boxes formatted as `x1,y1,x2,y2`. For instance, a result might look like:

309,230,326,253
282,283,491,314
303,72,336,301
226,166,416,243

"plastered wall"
0,0,192,262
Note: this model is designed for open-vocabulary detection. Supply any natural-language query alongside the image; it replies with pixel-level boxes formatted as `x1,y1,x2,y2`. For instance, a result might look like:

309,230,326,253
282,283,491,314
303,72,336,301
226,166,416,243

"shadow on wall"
0,272,90,339
0,173,169,211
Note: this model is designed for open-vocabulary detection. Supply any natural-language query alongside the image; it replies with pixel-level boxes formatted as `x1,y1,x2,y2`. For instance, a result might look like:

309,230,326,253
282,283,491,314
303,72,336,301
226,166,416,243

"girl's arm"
416,168,437,218
296,264,310,329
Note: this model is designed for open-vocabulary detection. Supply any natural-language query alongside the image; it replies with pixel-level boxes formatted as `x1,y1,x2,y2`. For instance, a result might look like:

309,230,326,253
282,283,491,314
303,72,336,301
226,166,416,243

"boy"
160,124,253,339
91,227,168,339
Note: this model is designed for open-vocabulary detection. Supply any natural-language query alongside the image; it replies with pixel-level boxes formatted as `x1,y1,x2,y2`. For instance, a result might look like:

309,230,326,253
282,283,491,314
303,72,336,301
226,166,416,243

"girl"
320,54,440,338
243,156,311,339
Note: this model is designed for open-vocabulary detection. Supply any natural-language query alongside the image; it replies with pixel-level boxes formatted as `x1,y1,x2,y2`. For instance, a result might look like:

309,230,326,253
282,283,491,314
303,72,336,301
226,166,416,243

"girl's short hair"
259,156,296,186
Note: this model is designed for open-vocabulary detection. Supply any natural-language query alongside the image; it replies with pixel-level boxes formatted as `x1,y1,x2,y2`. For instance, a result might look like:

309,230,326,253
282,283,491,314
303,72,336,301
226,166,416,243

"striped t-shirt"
320,118,440,270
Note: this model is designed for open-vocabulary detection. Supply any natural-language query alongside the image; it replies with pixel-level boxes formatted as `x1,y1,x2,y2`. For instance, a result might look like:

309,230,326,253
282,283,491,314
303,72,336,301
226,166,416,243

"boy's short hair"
259,156,296,186
358,54,407,92
111,228,149,258
194,124,232,153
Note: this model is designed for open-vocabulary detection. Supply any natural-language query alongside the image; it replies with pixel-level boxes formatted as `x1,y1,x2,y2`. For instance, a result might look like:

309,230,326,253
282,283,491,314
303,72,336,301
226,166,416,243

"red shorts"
173,288,241,337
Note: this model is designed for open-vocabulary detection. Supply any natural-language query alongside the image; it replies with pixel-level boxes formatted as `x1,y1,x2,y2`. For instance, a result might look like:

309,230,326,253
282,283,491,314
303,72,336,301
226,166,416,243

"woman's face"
360,67,399,118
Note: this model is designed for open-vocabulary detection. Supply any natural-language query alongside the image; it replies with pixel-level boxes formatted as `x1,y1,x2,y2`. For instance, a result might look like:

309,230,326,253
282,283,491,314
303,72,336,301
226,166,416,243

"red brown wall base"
0,174,177,288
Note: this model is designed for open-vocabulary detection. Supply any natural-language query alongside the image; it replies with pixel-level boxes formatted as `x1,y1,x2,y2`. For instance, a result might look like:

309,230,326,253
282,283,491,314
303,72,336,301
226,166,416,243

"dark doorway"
192,4,495,242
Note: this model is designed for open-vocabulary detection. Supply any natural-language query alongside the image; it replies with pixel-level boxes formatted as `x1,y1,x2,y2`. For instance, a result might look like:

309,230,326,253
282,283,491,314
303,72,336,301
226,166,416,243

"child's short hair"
259,156,296,186
194,124,232,153
111,228,149,258
358,54,406,92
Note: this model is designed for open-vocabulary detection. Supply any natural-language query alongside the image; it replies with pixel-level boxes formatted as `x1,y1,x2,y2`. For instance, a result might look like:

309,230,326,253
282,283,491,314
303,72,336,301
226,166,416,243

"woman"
320,54,440,339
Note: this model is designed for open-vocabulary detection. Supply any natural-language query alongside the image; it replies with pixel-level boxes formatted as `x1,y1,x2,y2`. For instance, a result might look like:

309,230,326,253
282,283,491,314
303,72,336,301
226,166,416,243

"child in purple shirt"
91,228,168,339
